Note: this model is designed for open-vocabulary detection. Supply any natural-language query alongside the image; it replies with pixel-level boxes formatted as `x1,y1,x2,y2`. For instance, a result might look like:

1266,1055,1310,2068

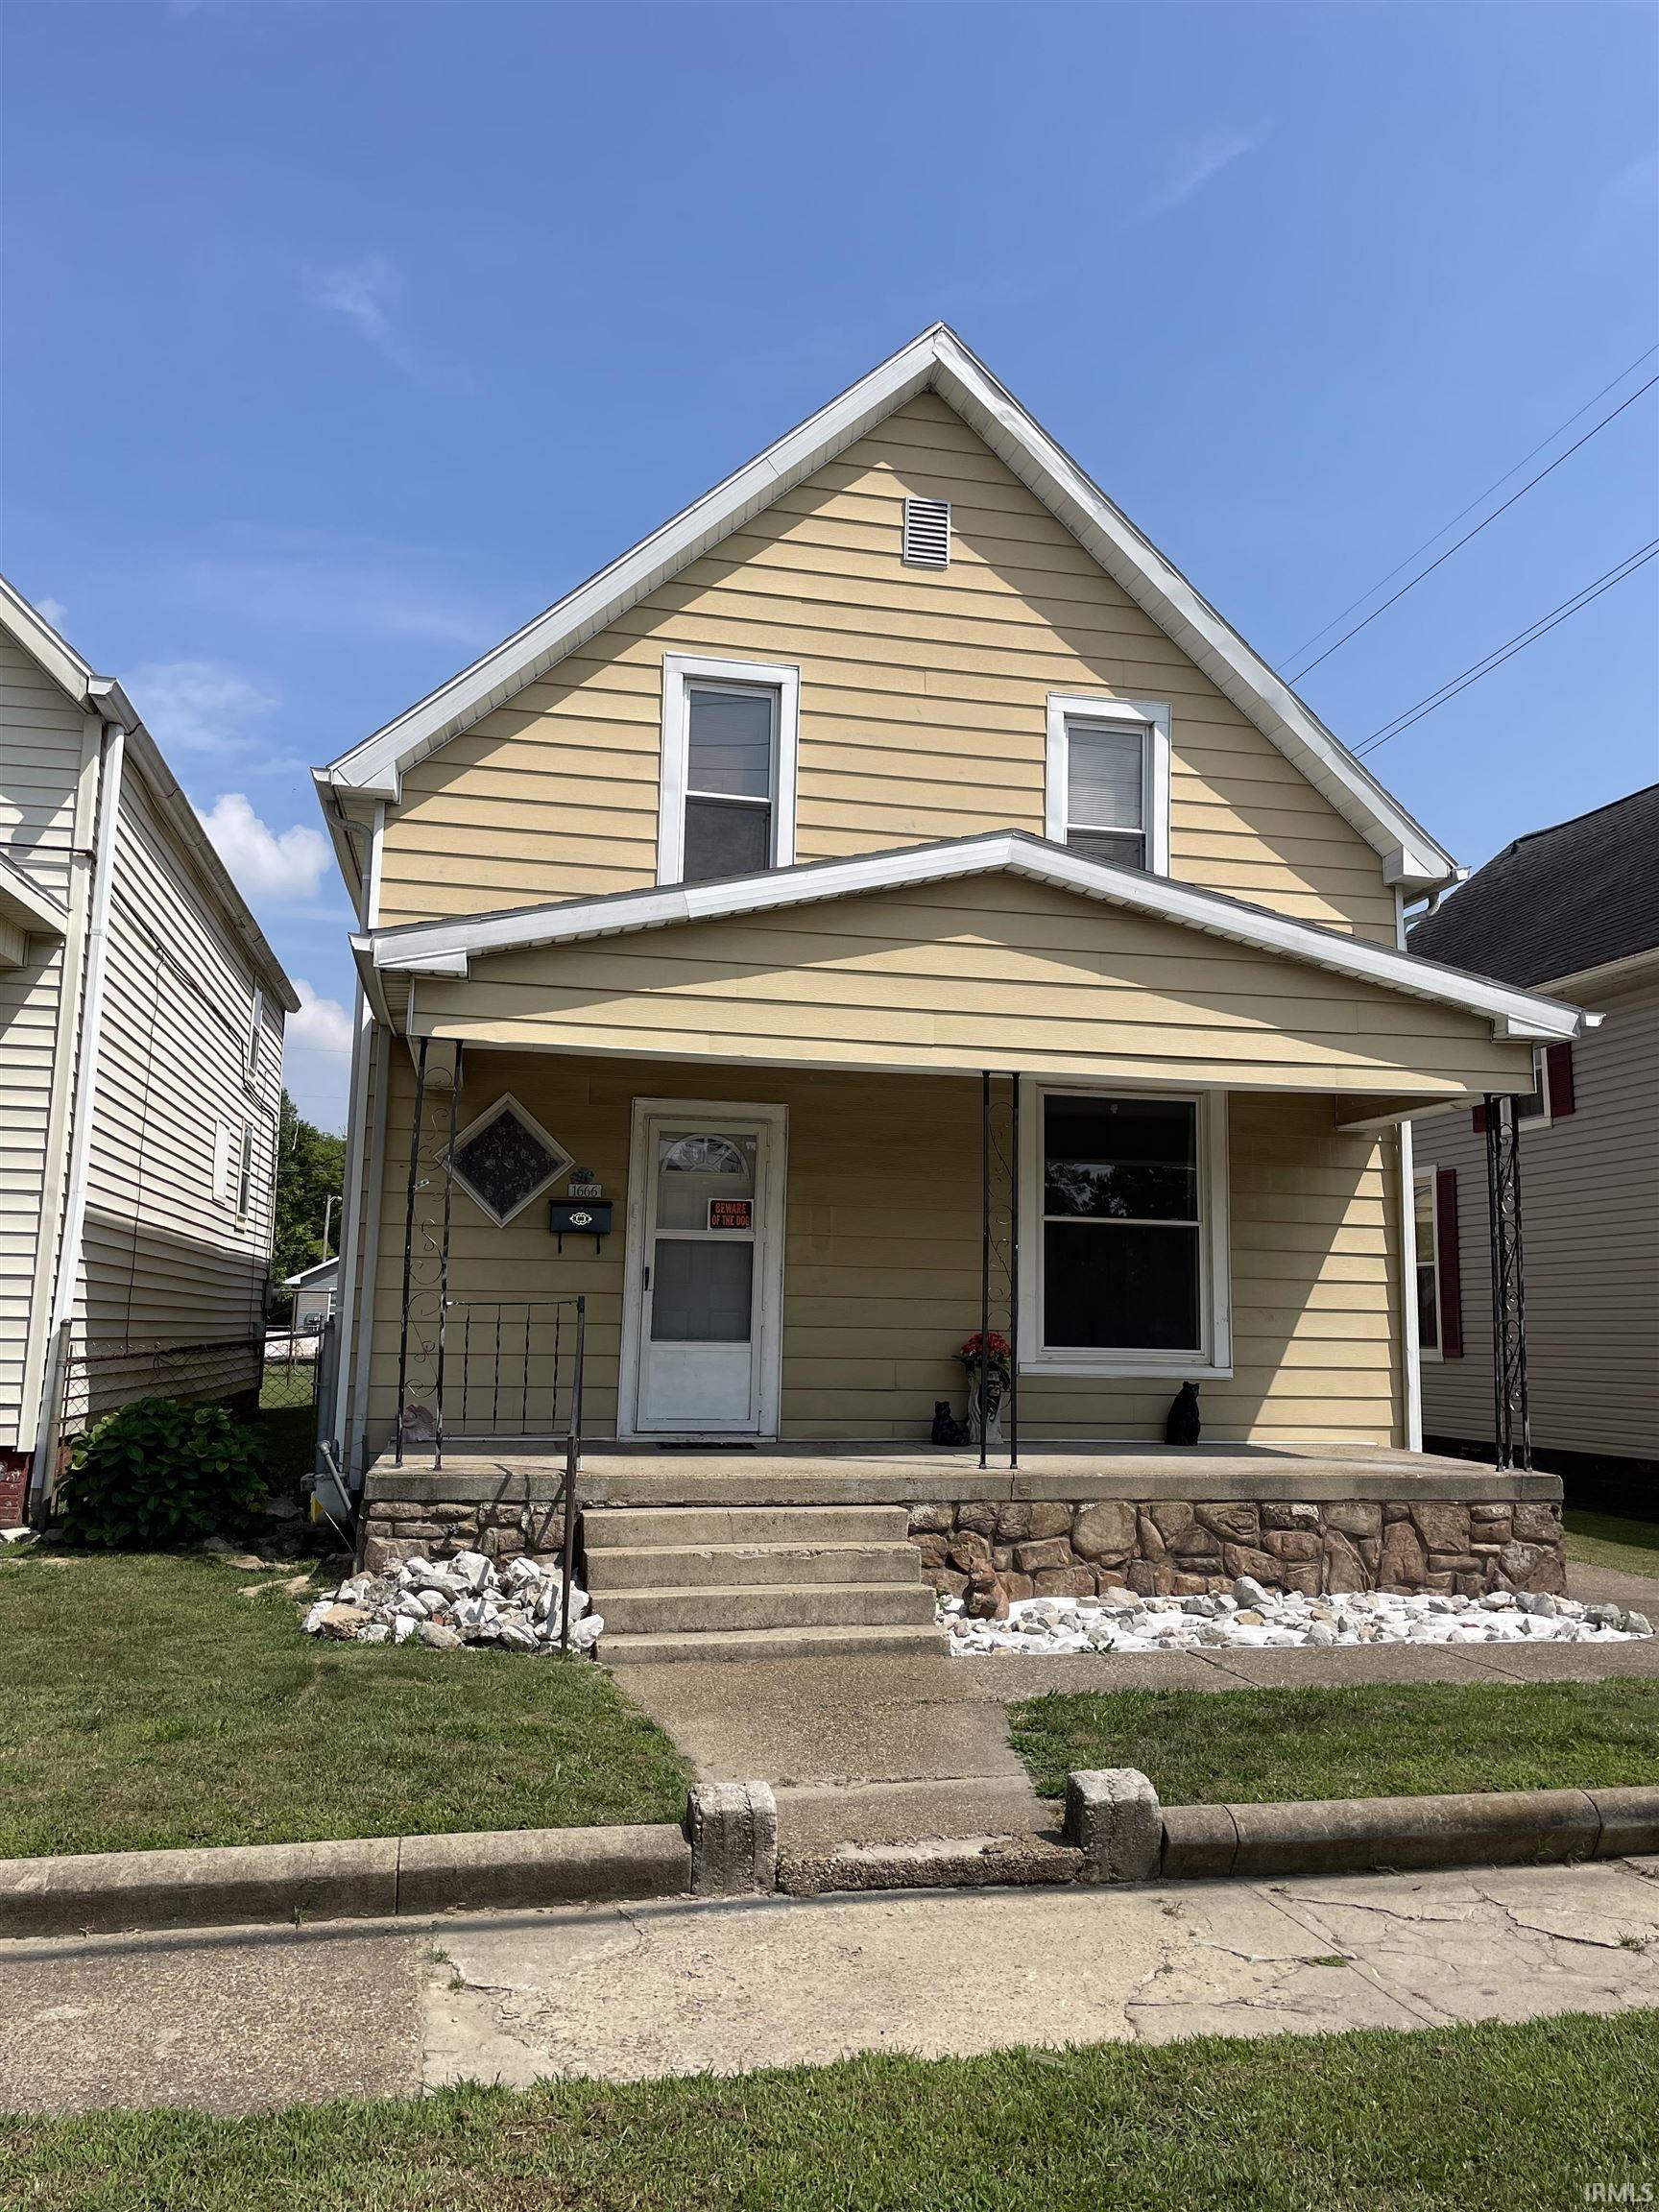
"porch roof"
362,836,1587,1106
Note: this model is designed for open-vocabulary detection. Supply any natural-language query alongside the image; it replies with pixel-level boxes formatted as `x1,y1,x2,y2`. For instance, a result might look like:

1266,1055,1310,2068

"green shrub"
57,1397,267,1550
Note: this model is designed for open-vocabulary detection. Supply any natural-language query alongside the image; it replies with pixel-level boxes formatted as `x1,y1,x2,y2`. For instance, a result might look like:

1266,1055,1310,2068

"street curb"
1072,1772,1659,1884
0,1822,692,1938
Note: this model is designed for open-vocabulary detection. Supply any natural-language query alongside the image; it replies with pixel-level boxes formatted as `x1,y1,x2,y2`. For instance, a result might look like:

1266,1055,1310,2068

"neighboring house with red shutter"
1408,785,1659,1490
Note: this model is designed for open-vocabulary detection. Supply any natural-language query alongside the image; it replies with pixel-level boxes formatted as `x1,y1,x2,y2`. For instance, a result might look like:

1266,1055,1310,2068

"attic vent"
902,496,950,569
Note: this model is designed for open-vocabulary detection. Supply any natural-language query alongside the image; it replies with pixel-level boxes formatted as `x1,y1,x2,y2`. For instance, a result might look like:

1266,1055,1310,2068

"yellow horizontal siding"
378,392,1395,942
415,872,1537,1098
360,1051,1401,1455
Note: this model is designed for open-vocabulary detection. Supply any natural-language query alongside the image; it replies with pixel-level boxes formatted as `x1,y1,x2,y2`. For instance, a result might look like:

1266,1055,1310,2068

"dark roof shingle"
1407,784,1659,989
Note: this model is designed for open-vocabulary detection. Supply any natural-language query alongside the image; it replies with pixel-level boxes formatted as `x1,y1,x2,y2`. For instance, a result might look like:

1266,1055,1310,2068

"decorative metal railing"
434,1295,586,1649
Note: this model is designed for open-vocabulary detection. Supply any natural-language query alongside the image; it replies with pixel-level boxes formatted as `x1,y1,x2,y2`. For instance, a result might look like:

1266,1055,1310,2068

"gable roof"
284,1256,339,1288
318,325,1456,891
361,830,1587,1044
1408,784,1659,992
0,574,300,1011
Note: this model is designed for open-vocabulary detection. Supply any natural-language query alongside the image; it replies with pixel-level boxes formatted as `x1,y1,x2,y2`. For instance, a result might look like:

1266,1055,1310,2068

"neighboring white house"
284,1257,339,1334
1409,786,1659,1491
0,577,299,1521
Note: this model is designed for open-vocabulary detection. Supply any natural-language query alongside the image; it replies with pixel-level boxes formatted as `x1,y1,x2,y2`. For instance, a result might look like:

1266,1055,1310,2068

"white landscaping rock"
297,1550,598,1657
942,1585,1652,1657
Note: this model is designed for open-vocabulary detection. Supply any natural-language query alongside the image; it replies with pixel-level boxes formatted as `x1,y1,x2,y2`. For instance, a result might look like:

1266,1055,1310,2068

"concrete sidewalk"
3,1856,1657,2112
613,1567,1659,1851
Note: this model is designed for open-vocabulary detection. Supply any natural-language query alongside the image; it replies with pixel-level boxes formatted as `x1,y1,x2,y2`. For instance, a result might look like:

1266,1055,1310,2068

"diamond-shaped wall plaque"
445,1094,573,1227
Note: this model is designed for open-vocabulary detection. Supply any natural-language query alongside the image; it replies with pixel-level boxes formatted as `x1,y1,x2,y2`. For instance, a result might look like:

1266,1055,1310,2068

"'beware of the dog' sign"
708,1198,753,1232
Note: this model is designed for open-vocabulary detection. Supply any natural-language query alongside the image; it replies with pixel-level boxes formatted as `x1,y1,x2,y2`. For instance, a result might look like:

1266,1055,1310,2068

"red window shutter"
1434,1167,1463,1358
1471,1101,1486,1134
1545,1042,1575,1118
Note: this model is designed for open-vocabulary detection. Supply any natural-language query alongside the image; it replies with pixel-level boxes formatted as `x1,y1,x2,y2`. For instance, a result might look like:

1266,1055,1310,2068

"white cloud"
282,980,354,1130
128,660,275,753
36,595,71,634
196,793,330,902
301,252,420,376
288,978,354,1056
1132,128,1269,223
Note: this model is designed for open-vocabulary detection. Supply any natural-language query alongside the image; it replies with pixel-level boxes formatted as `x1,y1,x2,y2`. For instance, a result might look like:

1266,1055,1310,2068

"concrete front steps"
584,1503,947,1664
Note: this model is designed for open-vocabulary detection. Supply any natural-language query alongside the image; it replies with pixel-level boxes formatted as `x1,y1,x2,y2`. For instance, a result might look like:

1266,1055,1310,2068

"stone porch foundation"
910,1494,1567,1605
356,1444,1566,1603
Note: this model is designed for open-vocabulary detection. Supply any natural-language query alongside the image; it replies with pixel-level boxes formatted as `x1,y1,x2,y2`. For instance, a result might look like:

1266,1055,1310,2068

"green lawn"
1565,1505,1659,1580
0,1552,685,1857
1010,1679,1659,1806
4,2011,1654,2211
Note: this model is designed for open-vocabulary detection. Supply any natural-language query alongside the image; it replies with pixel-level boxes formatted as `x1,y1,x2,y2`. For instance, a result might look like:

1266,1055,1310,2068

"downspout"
28,722,125,1514
14,717,102,1460
1395,887,1424,1454
327,799,384,1485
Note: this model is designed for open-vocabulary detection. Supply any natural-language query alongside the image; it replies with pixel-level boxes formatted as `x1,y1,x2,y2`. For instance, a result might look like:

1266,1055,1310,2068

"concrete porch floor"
370,1437,1560,1508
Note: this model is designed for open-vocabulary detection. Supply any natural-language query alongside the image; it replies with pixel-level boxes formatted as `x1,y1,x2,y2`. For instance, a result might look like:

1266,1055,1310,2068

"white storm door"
634,1114,774,1434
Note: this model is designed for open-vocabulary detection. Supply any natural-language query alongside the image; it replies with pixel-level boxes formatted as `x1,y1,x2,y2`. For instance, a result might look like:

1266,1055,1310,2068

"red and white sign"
708,1197,754,1232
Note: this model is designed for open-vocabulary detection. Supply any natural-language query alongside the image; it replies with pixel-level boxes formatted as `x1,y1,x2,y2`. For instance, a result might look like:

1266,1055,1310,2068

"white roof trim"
319,326,1455,889
364,831,1586,1044
0,572,300,1011
0,851,69,938
284,1257,340,1287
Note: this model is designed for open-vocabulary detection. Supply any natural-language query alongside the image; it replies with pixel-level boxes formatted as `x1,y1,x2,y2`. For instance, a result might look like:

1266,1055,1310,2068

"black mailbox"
548,1198,613,1253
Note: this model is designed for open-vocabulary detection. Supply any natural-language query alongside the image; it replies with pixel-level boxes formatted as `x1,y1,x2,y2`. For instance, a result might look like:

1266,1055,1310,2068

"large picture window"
1021,1085,1230,1376
659,654,800,887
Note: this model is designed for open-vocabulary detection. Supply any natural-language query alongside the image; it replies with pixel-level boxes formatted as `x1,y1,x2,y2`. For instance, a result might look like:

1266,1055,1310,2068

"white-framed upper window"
1017,1081,1231,1378
247,984,264,1080
1045,693,1171,876
659,654,800,887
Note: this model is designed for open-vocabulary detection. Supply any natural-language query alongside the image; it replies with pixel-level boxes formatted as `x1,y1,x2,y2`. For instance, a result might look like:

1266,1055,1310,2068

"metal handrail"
437,1294,587,1653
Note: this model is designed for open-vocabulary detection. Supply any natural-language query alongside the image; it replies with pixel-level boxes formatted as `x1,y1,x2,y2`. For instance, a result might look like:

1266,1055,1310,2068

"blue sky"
4,1,1655,1130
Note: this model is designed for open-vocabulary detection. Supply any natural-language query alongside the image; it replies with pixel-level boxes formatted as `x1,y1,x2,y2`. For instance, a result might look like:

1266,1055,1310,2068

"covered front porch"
344,840,1577,1515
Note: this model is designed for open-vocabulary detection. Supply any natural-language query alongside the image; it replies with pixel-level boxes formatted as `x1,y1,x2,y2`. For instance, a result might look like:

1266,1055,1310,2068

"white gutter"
29,723,124,1510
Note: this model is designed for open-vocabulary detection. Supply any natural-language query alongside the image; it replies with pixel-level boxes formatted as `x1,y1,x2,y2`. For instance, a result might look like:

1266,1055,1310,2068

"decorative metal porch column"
1482,1092,1530,1472
976,1069,1022,1472
393,1039,462,1465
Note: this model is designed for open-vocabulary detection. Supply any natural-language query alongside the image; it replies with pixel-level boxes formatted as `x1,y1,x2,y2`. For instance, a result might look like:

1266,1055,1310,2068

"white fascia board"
368,831,1585,1042
314,326,1455,887
0,571,96,706
926,334,1454,887
324,336,941,799
0,852,69,936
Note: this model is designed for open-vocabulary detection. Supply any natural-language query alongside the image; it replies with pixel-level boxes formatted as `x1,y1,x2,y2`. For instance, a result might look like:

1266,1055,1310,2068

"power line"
1353,540,1659,759
1284,369,1659,685
1278,342,1658,669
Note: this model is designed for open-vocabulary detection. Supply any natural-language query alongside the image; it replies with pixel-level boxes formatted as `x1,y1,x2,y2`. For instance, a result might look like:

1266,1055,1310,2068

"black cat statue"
931,1399,970,1447
1165,1381,1202,1446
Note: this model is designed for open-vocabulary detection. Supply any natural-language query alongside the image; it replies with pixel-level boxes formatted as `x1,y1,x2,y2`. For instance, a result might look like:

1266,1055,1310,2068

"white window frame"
1044,692,1171,876
1412,1166,1444,1363
235,1118,254,1218
658,653,801,886
1017,1079,1232,1379
247,984,264,1080
443,1092,574,1229
1512,1045,1556,1131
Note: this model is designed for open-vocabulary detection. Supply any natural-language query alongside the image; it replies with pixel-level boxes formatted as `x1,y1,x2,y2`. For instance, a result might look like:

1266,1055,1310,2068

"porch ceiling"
391,859,1551,1103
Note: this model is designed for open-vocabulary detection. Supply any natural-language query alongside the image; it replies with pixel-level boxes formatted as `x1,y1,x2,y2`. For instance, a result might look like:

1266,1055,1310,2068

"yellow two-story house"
312,328,1587,1649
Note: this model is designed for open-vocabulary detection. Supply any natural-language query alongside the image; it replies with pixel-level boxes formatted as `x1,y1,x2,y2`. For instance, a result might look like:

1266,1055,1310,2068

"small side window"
236,1120,254,1215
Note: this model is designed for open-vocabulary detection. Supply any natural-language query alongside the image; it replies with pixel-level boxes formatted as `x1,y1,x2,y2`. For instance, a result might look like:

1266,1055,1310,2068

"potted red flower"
956,1331,1011,1446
